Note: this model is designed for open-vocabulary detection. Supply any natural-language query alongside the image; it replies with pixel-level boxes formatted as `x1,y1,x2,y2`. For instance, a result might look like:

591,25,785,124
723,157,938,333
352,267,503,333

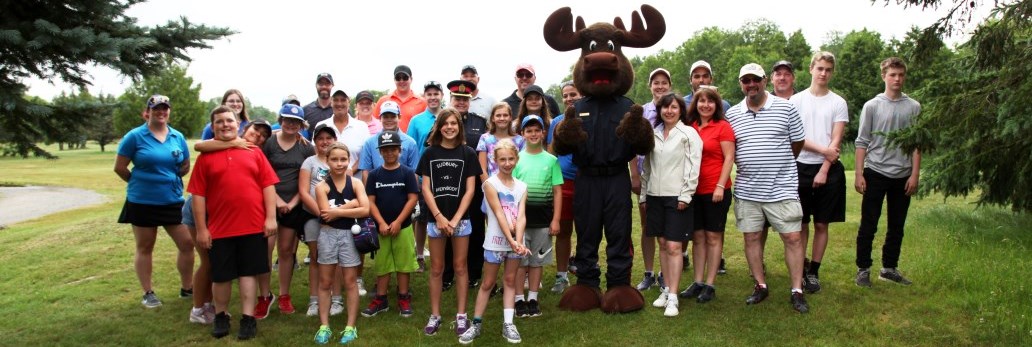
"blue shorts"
181,195,195,228
427,219,472,238
484,250,524,265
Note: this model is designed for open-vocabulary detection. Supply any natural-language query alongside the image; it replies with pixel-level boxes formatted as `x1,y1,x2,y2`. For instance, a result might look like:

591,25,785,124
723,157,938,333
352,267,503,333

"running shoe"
361,295,389,317
339,326,357,344
458,321,482,344
398,293,414,317
314,325,332,344
141,291,162,308
879,268,913,285
424,315,442,336
551,275,570,294
502,322,522,343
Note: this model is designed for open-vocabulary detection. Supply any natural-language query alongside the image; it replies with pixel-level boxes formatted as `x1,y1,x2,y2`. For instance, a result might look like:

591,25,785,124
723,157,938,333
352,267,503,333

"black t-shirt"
415,145,482,220
365,165,419,228
263,137,315,201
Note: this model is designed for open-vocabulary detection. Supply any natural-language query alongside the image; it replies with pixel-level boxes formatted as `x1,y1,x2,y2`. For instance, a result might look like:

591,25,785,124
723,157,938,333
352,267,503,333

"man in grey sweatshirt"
853,57,922,288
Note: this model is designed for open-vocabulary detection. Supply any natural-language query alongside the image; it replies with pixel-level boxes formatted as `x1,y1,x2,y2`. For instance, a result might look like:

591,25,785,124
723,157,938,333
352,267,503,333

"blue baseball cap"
520,114,544,130
279,104,305,121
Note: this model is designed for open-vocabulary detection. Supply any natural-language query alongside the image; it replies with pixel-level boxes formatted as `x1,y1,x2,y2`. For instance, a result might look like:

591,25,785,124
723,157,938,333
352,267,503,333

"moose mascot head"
546,5,664,313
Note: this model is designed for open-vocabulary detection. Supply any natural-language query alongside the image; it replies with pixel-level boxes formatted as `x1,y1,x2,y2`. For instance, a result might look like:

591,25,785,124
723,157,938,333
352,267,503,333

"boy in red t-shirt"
188,106,279,340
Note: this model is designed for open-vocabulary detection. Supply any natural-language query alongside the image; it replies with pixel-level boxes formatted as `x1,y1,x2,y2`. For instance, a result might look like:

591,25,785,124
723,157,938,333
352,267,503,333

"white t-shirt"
791,88,849,165
316,116,370,170
483,175,527,252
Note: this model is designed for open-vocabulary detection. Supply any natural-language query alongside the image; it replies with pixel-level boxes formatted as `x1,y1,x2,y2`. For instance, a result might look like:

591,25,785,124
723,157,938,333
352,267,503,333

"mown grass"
0,142,1028,346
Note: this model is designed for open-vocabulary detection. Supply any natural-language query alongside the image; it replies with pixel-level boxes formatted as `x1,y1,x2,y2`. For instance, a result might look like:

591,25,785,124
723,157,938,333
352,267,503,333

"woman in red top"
680,87,735,303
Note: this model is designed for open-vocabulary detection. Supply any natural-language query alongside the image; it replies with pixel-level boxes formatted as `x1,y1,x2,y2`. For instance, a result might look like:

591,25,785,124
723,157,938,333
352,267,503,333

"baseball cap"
447,80,476,98
377,130,402,148
771,60,794,73
523,85,544,97
520,114,544,130
380,101,401,117
332,90,349,99
739,63,766,79
279,104,305,121
515,63,536,75
648,68,671,82
249,119,273,134
689,60,712,75
312,123,337,139
281,94,301,106
394,65,412,78
355,90,375,103
147,95,171,109
316,73,333,84
424,81,443,92
461,65,478,75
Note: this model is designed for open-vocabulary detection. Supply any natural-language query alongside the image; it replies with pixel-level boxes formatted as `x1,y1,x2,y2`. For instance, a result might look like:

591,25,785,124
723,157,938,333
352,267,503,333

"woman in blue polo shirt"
114,95,196,309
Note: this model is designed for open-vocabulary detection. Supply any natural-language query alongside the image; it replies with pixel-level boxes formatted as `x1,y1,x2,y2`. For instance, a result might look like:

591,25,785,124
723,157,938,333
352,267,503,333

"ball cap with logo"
279,104,305,121
377,130,402,148
380,101,401,117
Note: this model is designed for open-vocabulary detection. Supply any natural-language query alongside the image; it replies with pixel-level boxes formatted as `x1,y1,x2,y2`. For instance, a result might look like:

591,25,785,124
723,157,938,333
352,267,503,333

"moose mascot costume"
547,5,665,313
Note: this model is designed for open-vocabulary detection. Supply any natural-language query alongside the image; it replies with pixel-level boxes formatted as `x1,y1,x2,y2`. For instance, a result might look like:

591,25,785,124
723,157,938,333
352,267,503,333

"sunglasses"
516,72,534,79
395,74,410,81
740,76,763,84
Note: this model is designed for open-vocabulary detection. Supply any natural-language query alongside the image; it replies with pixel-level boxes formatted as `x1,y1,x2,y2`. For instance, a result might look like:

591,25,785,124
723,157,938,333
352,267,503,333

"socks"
556,272,567,279
810,261,822,276
644,271,654,277
515,294,525,302
472,317,482,324
758,283,768,289
503,308,515,323
332,295,343,303
528,291,538,301
791,288,803,294
310,295,318,304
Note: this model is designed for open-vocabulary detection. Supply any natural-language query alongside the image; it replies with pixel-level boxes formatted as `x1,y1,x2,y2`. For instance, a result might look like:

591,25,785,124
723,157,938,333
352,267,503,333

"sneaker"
745,284,769,305
356,278,368,297
212,312,230,338
307,300,320,317
314,325,332,345
664,297,679,317
237,314,257,340
718,258,727,275
489,284,502,298
652,290,668,308
424,315,442,336
469,278,481,288
526,299,542,317
442,281,454,291
568,256,579,276
791,292,809,313
502,322,522,343
514,300,528,318
657,272,667,291
855,268,872,288
180,288,193,298
141,291,162,308
678,282,705,299
303,255,311,265
804,273,822,293
254,294,274,319
416,257,427,273
455,314,471,335
398,293,414,317
330,298,344,316
361,296,389,317
697,285,716,303
339,326,358,345
458,321,482,344
278,294,295,314
879,268,913,285
551,276,570,294
190,306,214,324
635,272,656,291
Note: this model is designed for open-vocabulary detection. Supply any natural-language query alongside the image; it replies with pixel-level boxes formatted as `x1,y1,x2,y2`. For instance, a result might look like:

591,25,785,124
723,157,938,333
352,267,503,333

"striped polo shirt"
725,92,805,202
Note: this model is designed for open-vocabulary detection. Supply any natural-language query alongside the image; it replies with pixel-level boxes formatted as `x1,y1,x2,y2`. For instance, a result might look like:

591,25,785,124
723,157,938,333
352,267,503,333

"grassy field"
0,142,1028,346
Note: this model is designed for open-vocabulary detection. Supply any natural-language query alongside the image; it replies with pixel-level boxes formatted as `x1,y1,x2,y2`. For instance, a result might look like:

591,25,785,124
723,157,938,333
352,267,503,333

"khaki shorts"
733,199,802,234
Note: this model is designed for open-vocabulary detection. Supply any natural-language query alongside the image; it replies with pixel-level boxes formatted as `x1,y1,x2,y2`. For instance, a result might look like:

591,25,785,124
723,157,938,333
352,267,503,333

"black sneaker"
526,299,542,317
804,273,822,293
878,268,913,285
679,282,705,299
718,258,727,275
442,281,454,291
237,314,257,340
855,268,872,288
745,285,769,305
697,285,716,303
469,279,481,289
180,288,193,298
489,284,501,298
791,292,809,313
212,312,230,338
514,300,528,318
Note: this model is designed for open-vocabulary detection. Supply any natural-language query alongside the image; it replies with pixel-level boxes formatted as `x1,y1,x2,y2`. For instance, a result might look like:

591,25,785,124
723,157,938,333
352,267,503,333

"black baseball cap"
377,130,402,148
461,65,478,75
772,60,794,73
394,65,412,78
424,81,443,92
355,90,375,102
316,73,333,84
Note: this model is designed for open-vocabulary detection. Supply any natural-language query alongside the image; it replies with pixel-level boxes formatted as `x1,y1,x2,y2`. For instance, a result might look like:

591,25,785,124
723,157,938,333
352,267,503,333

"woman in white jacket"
640,93,702,317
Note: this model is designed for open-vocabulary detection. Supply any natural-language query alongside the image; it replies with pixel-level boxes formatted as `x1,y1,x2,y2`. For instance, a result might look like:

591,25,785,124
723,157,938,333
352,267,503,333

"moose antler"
543,7,585,52
620,5,665,48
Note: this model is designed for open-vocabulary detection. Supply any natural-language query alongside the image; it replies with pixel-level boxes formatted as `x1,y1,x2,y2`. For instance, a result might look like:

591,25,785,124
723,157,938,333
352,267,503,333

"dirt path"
0,186,106,227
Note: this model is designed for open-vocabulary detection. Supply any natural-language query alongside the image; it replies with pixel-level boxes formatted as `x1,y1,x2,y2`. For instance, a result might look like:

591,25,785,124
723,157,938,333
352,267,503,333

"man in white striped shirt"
725,63,809,313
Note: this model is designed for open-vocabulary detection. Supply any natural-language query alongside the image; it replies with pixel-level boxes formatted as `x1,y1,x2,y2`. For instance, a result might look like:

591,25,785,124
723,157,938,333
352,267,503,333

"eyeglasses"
395,74,410,81
516,72,534,79
740,76,763,84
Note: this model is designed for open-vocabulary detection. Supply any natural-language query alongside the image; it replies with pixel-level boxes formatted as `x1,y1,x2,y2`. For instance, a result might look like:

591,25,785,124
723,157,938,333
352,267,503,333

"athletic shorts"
277,204,313,231
210,233,270,283
484,250,524,265
559,179,575,221
427,219,472,238
797,161,847,224
734,199,802,234
118,200,183,227
692,194,732,232
644,196,693,242
373,225,419,276
317,226,361,267
520,227,553,267
302,218,321,243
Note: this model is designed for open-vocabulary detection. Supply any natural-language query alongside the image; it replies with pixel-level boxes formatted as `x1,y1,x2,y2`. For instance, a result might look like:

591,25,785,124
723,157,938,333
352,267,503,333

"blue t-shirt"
365,165,419,228
117,124,190,205
357,130,420,173
546,114,577,180
200,120,250,140
407,109,436,160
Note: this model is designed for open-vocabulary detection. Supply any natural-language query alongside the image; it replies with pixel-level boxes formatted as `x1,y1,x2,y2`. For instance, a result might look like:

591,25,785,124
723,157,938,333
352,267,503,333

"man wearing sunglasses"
725,63,809,314
373,65,427,133
502,63,561,118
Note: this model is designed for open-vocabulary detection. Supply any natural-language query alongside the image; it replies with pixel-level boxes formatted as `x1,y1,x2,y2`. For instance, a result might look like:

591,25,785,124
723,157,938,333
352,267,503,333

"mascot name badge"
546,4,665,314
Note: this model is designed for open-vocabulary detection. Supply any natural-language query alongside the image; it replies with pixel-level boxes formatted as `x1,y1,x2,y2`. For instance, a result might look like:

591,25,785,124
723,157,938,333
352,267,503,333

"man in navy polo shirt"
303,73,335,138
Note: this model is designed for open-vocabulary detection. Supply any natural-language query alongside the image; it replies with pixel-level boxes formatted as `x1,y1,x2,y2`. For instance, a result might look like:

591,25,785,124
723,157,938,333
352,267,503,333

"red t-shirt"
692,119,735,195
188,148,279,239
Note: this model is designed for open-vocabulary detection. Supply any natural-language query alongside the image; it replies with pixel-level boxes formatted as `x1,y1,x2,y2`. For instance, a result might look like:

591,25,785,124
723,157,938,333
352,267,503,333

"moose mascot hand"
544,4,664,314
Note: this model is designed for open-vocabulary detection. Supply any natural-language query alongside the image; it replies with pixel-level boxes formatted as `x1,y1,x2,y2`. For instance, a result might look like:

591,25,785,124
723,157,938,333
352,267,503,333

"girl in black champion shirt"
415,108,482,336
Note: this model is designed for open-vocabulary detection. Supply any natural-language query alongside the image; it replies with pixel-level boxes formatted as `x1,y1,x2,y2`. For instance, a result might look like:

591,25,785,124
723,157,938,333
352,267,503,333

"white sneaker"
189,306,213,324
652,289,668,308
357,278,368,297
664,297,679,317
306,300,319,317
330,299,344,316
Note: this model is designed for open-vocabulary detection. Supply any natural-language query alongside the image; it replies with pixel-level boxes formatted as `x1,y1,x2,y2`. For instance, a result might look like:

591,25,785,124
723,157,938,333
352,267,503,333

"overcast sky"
26,0,980,112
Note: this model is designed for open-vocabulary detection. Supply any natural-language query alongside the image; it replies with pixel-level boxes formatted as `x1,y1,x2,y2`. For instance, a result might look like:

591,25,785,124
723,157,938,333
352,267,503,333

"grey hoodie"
854,93,921,178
